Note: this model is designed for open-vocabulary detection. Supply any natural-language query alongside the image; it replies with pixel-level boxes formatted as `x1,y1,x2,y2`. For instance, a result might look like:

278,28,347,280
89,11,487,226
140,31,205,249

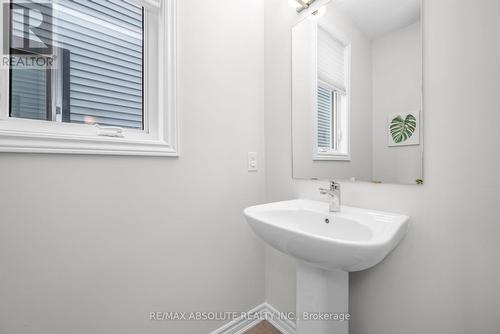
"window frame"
0,0,179,156
313,24,351,161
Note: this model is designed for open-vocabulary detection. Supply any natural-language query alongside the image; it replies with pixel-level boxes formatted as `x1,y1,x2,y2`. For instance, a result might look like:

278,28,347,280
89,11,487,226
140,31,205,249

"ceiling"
330,0,420,40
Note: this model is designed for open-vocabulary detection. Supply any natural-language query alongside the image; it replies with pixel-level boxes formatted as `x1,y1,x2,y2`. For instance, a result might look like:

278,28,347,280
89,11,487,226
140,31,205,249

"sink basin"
244,199,409,271
244,199,409,334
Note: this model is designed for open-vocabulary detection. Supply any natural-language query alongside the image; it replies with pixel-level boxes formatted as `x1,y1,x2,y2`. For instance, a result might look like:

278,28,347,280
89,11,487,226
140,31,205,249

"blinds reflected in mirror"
317,26,347,93
317,85,334,149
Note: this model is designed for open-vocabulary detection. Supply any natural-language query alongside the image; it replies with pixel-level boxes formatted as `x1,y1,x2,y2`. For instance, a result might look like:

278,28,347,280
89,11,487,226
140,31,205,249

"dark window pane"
11,67,50,120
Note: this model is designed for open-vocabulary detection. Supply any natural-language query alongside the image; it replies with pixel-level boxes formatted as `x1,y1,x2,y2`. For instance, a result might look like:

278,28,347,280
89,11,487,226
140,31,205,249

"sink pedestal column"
296,261,349,334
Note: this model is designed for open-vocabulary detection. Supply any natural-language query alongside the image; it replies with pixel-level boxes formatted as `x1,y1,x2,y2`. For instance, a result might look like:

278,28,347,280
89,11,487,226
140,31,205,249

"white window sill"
0,131,179,156
314,151,351,161
0,119,179,156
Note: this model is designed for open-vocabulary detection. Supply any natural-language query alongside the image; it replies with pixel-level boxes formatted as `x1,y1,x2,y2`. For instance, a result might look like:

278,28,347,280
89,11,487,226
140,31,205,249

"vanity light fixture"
288,0,316,13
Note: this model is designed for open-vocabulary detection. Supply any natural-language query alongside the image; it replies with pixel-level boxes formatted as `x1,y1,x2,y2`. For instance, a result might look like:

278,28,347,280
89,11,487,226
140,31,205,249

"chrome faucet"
319,181,341,212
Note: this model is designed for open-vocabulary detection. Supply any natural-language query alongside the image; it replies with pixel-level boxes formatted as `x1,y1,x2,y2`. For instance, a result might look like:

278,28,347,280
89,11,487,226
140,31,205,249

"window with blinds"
9,0,144,129
316,25,349,157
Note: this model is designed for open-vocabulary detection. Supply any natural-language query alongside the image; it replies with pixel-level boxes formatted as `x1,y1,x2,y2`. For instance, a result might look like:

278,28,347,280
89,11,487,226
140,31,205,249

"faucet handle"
329,181,340,190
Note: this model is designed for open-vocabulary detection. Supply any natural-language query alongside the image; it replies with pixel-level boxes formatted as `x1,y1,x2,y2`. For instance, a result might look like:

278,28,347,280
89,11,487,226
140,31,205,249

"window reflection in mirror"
316,26,350,160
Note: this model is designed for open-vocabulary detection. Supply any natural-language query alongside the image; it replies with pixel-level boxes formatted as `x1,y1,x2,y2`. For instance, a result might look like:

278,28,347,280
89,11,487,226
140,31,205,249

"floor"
245,321,281,334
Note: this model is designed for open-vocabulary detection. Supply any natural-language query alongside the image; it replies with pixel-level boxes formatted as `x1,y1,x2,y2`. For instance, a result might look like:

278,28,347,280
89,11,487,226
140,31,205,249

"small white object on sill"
95,124,124,138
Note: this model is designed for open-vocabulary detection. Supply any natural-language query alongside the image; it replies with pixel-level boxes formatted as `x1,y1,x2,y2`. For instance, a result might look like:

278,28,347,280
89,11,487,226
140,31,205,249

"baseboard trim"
263,303,296,334
209,302,296,334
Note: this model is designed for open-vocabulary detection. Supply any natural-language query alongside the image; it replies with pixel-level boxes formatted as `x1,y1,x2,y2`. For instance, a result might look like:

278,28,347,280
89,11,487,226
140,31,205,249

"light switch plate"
248,152,258,172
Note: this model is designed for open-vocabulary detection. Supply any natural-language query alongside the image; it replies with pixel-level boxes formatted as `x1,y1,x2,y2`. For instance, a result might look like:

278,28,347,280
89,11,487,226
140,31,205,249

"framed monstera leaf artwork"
388,111,420,147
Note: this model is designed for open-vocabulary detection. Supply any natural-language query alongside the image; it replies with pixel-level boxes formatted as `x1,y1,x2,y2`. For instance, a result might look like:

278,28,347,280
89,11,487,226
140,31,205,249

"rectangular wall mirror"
292,0,423,185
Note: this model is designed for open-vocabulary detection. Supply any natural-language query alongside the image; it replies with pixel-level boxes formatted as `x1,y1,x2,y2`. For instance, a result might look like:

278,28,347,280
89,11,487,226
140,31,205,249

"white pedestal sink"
244,199,409,334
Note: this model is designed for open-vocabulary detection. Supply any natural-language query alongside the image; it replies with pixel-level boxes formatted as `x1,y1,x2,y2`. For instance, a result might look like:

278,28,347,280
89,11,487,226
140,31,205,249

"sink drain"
325,218,330,224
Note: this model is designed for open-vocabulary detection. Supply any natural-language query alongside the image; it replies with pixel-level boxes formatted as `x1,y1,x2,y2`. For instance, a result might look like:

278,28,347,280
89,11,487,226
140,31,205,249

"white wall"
292,6,373,181
265,1,500,333
372,22,422,184
0,1,266,333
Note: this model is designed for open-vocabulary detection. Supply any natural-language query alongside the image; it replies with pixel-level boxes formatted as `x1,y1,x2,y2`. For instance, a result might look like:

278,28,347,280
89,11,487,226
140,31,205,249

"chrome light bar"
294,0,317,12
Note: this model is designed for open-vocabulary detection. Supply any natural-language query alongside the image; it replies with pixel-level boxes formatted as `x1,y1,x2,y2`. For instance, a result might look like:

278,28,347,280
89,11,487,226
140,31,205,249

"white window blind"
317,26,346,93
